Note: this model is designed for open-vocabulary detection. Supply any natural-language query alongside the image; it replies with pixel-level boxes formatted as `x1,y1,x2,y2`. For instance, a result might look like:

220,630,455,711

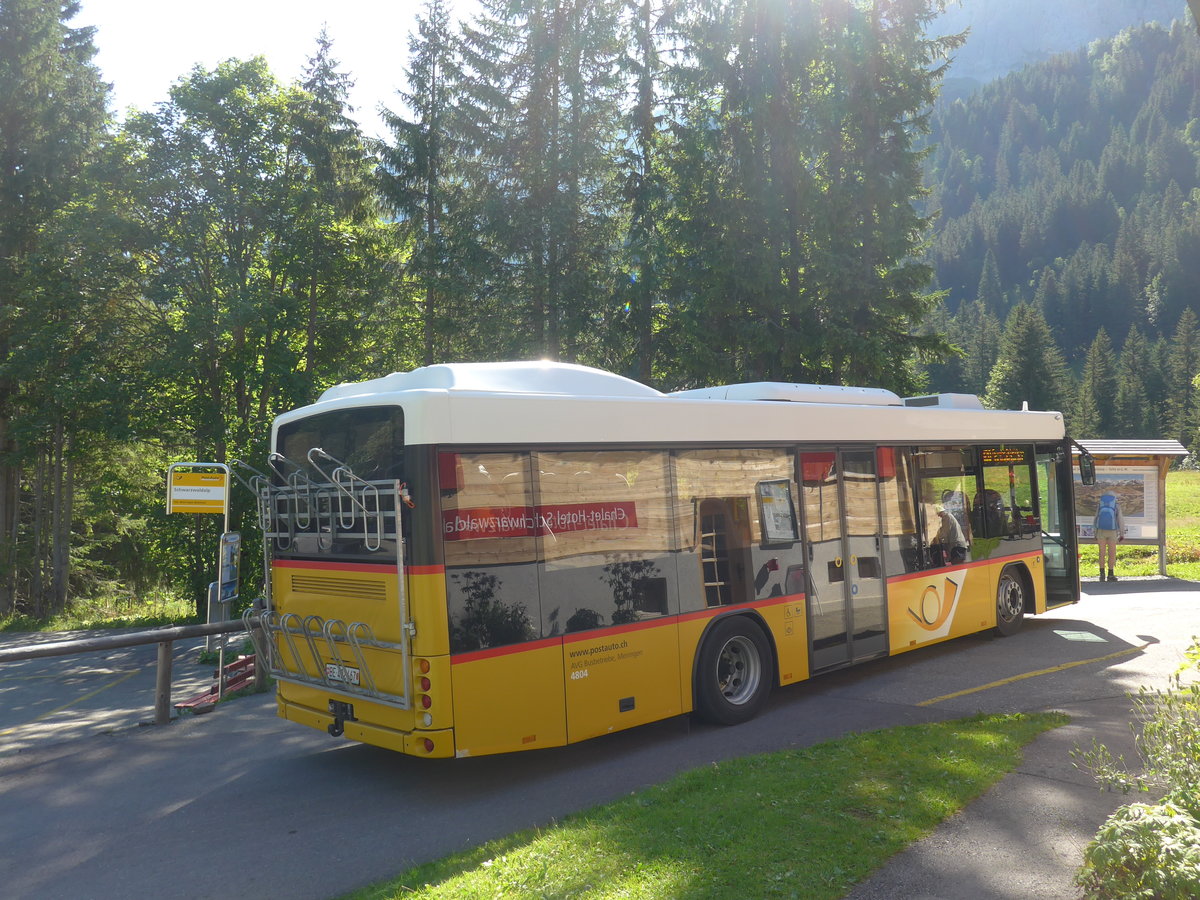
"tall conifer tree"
1113,327,1153,437
459,0,625,360
0,0,109,614
1164,307,1199,445
614,0,670,381
381,0,473,364
983,302,1072,413
1072,329,1118,438
662,0,959,391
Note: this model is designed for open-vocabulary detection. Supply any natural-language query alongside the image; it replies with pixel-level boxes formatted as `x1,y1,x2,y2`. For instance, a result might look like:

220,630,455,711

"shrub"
1075,638,1200,897
1077,801,1200,899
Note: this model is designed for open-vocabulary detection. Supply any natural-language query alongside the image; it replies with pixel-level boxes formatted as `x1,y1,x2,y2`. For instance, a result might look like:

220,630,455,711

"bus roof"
274,361,1066,448
318,361,663,402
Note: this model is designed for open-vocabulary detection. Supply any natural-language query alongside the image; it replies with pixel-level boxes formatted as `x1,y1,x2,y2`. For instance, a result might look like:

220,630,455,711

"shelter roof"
1074,439,1188,457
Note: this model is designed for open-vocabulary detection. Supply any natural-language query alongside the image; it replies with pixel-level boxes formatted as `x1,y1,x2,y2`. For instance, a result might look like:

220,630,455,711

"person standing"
1094,491,1124,582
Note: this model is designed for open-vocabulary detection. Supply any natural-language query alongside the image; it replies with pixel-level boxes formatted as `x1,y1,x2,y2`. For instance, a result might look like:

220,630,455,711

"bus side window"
442,451,541,653
914,446,977,570
878,447,923,574
676,449,799,609
536,450,674,634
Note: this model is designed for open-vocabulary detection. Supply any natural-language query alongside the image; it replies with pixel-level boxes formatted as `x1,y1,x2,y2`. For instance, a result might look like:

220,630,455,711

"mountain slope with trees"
922,17,1200,444
934,0,1186,85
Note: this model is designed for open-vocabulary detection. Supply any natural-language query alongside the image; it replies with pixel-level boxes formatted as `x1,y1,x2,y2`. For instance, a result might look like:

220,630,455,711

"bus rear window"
276,406,404,482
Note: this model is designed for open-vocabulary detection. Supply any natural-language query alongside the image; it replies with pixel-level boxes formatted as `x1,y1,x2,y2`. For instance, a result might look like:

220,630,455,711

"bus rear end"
247,404,455,757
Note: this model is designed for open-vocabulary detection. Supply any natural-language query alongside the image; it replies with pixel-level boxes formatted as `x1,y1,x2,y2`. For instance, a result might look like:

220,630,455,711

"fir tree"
380,0,473,364
983,302,1073,413
1072,328,1118,437
459,0,625,360
1113,326,1153,437
662,0,959,392
613,0,670,382
0,0,110,615
958,299,1003,395
975,249,1004,313
1165,307,1200,445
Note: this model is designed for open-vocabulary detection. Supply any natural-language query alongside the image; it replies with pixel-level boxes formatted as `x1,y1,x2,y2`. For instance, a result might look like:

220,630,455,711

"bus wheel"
995,568,1026,637
696,617,771,725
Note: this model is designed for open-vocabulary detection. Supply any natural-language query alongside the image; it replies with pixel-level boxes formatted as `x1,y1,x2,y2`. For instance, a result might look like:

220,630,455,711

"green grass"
0,590,199,633
1079,469,1200,580
346,712,1067,900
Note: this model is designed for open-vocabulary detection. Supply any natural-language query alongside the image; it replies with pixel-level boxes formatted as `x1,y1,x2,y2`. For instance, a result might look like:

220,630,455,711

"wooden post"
154,641,173,725
1159,457,1169,577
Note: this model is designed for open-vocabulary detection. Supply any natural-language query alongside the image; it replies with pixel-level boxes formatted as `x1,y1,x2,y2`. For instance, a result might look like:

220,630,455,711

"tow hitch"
327,700,357,737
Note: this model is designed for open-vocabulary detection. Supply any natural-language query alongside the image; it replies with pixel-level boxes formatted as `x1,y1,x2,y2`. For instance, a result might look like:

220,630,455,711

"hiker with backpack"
1094,492,1124,582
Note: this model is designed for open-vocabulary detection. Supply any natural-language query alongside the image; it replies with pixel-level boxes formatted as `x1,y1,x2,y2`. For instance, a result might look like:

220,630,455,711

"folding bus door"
798,450,888,672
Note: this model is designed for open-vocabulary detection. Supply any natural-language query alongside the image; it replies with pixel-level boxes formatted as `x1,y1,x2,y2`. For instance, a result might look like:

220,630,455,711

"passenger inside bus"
931,506,970,565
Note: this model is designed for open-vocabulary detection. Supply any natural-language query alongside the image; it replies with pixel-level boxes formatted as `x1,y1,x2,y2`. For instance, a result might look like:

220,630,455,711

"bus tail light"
423,738,435,753
420,694,432,709
420,677,431,691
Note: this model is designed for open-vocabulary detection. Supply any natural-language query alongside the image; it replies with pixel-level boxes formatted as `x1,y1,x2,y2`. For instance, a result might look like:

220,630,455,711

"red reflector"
420,677,431,691
423,738,435,753
421,694,432,709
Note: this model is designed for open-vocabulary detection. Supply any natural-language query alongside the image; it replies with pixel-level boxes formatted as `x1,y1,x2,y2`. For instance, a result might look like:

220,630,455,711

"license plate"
325,664,360,686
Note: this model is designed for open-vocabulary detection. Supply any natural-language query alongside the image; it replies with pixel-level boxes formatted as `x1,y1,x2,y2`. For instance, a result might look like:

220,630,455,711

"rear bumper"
278,695,454,758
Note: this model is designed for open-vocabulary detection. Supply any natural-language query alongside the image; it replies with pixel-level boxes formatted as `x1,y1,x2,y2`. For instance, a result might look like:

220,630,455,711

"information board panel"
1073,466,1159,541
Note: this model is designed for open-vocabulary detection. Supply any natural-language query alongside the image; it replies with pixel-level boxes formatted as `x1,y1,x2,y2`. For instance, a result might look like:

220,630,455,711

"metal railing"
0,619,254,726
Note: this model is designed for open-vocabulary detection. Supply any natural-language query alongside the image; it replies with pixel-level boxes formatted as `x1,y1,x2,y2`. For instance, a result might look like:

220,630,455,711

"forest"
923,17,1200,441
0,0,1196,617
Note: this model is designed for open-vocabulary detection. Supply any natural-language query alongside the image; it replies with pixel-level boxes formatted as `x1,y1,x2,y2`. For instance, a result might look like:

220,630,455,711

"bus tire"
995,566,1027,637
695,616,772,725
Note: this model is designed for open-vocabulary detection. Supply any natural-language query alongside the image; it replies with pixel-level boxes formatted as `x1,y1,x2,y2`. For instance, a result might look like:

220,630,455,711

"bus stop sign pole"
167,462,233,650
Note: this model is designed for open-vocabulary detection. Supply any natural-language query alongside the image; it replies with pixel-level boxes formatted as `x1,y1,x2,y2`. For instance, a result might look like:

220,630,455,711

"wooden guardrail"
0,619,254,726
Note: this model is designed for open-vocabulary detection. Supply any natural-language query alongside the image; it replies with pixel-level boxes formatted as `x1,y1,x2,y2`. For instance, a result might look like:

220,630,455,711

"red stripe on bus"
562,616,680,645
450,594,806,666
677,593,802,624
274,559,395,573
273,559,445,576
885,549,1044,586
451,636,563,664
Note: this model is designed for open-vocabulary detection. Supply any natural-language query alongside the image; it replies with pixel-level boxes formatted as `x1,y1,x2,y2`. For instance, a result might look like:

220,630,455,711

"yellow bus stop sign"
167,471,229,515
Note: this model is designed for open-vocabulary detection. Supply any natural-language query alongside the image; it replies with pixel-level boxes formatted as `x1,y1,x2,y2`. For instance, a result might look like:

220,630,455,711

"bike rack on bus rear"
242,456,413,713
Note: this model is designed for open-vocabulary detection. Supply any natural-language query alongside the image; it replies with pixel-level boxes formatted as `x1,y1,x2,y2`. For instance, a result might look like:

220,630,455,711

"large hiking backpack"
1096,495,1118,531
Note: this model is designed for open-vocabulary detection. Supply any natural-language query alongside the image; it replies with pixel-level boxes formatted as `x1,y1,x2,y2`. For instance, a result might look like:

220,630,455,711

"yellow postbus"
246,361,1089,758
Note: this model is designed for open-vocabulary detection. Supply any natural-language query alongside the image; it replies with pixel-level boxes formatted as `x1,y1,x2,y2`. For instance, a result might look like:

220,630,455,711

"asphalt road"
0,629,221,754
1,578,1197,900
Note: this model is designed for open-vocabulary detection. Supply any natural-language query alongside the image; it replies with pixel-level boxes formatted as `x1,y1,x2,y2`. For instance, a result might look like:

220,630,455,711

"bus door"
798,450,888,672
1036,442,1080,608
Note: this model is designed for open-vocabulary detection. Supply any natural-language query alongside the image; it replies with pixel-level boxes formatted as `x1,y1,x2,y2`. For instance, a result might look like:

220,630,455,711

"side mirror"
1078,452,1096,486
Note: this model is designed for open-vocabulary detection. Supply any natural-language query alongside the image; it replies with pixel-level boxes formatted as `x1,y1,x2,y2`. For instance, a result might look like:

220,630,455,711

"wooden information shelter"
1073,439,1188,576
